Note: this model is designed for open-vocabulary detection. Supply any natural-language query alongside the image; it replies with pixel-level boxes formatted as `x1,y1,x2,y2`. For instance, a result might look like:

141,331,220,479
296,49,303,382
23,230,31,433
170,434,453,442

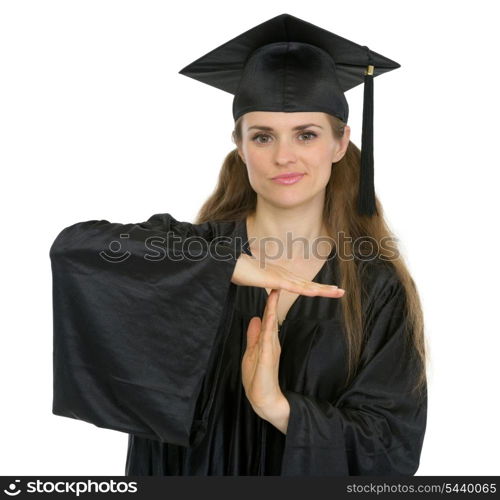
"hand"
241,288,284,413
231,252,345,298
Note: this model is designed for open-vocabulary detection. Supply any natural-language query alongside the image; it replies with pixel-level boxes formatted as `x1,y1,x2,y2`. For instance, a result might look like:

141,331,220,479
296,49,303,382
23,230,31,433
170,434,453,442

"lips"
272,172,305,180
271,173,305,185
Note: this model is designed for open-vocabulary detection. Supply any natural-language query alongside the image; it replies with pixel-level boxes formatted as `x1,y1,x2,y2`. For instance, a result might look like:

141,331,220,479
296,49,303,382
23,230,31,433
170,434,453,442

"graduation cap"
178,13,401,216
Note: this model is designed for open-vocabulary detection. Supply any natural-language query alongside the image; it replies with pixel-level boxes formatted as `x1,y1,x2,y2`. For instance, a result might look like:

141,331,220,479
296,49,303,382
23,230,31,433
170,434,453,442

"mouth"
271,172,305,185
272,172,305,179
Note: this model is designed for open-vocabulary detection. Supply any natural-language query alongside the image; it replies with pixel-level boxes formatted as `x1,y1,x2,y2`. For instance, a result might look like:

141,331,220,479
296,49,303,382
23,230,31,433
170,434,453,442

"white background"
1,0,499,476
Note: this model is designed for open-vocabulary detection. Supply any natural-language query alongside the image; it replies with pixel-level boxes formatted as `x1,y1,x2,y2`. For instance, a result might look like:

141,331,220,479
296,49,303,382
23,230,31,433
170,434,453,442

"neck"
247,196,333,262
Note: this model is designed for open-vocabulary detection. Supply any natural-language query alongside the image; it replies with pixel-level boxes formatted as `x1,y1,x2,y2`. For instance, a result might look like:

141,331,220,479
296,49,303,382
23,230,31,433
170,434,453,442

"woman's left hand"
241,288,284,415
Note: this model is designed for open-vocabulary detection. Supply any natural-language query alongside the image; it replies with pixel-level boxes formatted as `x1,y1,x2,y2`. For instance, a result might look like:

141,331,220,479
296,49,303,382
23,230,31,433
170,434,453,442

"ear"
332,124,351,163
237,147,246,164
232,130,246,163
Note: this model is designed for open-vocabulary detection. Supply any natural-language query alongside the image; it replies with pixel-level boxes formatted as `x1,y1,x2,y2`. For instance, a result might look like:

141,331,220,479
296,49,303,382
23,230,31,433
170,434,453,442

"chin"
267,194,310,208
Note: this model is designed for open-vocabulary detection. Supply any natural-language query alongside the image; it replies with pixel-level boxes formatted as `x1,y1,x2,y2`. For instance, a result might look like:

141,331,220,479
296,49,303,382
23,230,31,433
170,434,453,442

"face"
237,111,350,208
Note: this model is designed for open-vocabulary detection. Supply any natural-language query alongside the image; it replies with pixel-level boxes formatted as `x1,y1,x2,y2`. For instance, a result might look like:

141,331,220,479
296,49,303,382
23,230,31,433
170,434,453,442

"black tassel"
358,47,378,216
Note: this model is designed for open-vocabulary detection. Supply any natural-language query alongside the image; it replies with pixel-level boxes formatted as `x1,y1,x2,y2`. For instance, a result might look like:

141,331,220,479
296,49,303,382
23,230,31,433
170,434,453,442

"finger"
262,287,279,314
264,288,279,326
243,318,260,385
283,281,345,298
261,289,280,340
269,289,280,332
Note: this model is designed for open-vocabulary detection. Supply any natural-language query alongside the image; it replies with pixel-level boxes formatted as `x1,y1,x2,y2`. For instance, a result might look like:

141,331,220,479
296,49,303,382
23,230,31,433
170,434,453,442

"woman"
50,14,427,476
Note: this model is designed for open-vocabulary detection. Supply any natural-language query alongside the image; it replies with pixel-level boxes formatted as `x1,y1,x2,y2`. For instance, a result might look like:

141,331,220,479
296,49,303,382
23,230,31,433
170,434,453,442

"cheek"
307,163,332,189
246,147,267,164
310,147,334,183
318,143,336,162
318,164,333,186
245,164,267,188
318,148,335,180
244,150,269,184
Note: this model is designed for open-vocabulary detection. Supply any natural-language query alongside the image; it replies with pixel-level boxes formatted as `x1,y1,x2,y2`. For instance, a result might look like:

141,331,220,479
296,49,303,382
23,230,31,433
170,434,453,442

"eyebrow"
247,123,324,132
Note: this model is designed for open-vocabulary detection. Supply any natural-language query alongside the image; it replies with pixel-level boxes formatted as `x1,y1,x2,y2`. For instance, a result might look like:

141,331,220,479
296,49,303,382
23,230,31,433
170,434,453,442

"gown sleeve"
49,212,243,448
280,270,427,476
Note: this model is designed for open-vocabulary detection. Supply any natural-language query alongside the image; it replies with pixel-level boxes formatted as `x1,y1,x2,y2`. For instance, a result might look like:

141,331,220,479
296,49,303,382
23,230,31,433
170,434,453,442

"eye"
251,131,318,144
298,131,317,141
251,133,270,144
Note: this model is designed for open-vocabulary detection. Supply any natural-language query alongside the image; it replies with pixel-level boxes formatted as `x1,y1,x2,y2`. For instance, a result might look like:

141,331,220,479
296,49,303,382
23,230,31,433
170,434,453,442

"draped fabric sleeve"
280,272,427,476
49,212,243,448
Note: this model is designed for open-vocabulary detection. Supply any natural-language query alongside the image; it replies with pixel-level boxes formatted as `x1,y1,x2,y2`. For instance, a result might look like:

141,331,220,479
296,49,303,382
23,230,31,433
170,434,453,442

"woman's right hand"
231,252,345,298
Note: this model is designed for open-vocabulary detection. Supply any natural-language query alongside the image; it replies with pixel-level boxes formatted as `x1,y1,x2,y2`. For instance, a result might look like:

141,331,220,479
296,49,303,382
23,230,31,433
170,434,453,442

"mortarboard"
178,13,401,216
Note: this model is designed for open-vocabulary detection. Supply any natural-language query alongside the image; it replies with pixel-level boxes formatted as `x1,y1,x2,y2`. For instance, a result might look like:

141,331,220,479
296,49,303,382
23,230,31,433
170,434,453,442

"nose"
273,137,297,165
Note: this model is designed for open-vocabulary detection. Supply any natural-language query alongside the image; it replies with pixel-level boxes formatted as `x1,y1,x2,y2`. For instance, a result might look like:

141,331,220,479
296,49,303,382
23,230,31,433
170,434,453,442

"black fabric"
358,60,377,216
177,13,400,120
50,213,243,448
50,213,427,475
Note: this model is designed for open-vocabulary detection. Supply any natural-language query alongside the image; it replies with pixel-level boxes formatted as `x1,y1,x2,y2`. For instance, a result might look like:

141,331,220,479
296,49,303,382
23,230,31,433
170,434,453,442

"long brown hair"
195,113,428,400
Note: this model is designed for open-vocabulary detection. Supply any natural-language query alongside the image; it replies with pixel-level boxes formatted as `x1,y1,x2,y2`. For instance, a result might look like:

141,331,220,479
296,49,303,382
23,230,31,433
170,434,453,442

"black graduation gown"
49,212,427,476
